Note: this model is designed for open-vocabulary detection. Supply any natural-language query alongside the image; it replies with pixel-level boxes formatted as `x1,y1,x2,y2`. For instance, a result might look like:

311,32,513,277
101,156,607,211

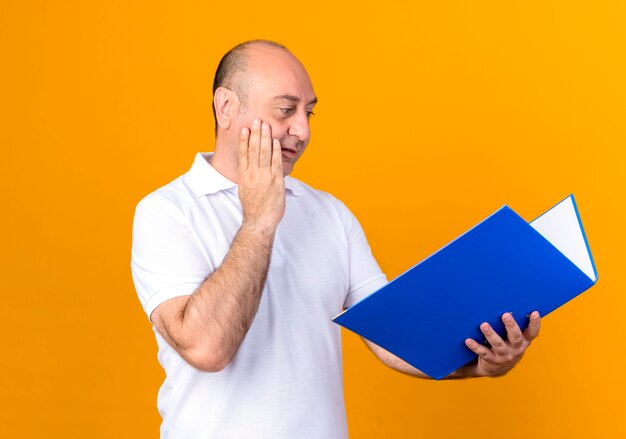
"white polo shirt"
131,152,387,439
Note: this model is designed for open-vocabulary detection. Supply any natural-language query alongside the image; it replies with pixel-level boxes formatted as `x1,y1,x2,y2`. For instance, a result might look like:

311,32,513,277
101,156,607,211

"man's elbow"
184,345,233,373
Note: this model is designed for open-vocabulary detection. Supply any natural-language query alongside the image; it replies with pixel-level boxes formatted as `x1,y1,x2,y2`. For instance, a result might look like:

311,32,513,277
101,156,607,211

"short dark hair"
211,40,288,135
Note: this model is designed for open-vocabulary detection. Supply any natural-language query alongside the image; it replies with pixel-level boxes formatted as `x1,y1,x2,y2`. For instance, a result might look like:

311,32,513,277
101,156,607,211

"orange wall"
2,1,625,437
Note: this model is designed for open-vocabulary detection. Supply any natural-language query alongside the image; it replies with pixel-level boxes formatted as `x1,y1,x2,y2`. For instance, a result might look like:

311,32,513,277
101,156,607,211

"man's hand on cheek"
238,118,286,235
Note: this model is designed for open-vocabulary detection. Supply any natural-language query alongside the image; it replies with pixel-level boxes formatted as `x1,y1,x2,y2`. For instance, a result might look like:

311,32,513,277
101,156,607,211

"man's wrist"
239,220,278,249
446,360,482,379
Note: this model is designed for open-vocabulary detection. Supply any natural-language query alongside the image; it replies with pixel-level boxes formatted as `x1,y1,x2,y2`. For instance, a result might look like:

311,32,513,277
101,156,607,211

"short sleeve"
341,203,388,308
131,194,211,321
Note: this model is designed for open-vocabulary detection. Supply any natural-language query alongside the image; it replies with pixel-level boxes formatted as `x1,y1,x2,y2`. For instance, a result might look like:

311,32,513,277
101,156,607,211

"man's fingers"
248,118,261,167
480,323,507,354
524,311,541,341
238,127,249,171
465,338,491,359
503,313,524,349
259,122,272,168
272,138,283,175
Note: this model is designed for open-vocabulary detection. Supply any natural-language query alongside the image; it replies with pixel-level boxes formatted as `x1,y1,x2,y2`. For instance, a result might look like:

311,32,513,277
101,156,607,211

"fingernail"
253,119,260,128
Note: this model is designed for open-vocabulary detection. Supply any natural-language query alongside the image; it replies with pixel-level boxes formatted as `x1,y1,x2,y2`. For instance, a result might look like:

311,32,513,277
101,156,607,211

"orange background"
2,1,625,438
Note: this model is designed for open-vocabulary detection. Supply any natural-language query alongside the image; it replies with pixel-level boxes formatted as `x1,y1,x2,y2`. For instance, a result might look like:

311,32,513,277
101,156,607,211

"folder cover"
333,195,597,380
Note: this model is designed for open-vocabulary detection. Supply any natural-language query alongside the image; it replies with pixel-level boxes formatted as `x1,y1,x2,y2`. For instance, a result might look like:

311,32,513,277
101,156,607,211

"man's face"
233,47,317,176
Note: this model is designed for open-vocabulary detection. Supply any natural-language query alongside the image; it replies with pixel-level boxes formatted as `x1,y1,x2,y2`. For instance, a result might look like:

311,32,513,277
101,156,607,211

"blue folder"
333,195,598,380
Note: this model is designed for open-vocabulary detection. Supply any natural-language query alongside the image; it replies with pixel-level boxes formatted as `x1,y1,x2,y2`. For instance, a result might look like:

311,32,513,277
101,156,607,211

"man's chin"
282,166,293,177
281,159,295,176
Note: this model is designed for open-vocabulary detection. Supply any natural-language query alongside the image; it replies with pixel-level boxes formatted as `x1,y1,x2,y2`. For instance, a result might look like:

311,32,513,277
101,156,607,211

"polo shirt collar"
185,152,304,197
185,153,236,197
284,176,304,197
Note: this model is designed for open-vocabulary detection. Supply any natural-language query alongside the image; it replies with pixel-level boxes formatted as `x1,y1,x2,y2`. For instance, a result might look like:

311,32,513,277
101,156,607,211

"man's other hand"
462,311,541,377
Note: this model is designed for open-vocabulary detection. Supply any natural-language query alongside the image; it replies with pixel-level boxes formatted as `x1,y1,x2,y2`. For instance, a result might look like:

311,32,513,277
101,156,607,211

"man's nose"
287,111,310,142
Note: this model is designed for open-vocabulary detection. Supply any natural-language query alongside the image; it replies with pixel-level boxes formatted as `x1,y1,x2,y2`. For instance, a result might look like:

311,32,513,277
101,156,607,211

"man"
131,40,541,438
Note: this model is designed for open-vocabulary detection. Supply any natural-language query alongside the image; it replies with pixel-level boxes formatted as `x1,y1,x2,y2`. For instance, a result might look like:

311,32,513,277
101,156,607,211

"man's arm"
363,339,431,378
365,311,541,379
151,119,284,372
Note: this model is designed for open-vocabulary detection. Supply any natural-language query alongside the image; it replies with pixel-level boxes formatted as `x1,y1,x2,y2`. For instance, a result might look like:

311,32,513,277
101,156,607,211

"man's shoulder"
135,174,192,216
287,176,352,219
288,176,344,205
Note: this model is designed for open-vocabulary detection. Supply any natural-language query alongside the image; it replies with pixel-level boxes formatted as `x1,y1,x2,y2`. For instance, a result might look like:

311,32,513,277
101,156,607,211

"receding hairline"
212,40,292,95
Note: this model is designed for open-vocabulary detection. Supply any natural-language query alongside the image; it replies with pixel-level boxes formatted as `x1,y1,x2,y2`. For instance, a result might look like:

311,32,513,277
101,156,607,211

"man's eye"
306,111,315,119
279,107,295,116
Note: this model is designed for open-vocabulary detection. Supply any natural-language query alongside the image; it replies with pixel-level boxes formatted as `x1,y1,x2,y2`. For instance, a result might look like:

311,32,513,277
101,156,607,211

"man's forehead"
271,94,318,106
245,42,294,62
244,45,316,102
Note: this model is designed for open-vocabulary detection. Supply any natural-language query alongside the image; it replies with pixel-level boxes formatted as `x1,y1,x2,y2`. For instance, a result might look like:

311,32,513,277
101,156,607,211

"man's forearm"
364,339,481,380
166,223,275,371
364,339,430,379
365,311,541,379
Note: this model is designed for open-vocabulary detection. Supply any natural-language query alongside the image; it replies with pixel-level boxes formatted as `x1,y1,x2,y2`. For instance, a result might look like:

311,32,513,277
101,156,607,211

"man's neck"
209,144,240,184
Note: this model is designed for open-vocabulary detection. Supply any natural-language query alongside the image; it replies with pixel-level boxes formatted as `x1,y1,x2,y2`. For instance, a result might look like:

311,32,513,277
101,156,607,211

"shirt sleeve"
131,193,211,321
340,202,388,308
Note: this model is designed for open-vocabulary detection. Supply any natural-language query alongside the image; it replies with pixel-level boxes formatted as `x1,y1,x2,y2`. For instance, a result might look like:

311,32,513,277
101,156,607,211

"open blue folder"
333,195,598,380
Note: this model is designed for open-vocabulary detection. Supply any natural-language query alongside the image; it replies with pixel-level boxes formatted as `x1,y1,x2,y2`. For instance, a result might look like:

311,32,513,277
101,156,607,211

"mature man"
131,40,541,438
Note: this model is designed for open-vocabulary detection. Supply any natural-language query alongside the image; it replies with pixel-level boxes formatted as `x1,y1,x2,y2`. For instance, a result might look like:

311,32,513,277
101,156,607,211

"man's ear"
214,87,237,130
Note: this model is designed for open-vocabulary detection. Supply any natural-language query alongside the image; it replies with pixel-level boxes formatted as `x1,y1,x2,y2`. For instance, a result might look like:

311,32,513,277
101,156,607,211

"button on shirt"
131,152,387,439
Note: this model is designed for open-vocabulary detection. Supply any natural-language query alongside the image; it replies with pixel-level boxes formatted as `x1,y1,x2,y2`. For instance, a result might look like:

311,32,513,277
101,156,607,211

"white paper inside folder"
529,195,597,282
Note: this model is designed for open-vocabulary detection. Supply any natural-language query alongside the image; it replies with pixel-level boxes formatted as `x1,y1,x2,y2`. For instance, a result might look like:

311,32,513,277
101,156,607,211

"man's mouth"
281,146,298,159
